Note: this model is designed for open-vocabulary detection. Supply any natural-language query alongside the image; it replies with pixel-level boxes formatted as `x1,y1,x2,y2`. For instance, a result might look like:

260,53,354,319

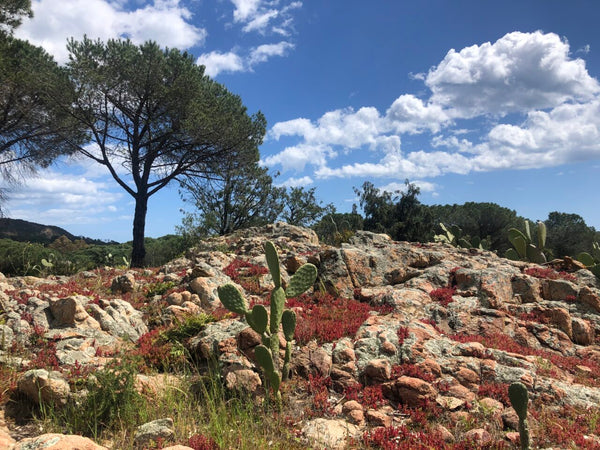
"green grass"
35,357,306,449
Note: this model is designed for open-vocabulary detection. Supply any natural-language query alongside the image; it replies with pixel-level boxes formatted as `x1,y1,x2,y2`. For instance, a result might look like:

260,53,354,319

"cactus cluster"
505,220,547,264
508,382,530,450
434,223,491,250
577,241,600,279
217,241,317,401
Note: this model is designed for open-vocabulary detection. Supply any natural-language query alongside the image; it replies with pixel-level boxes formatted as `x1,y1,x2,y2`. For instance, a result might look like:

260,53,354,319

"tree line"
178,172,599,263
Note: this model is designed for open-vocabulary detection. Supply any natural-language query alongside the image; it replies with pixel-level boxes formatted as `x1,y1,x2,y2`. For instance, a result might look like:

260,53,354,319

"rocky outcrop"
2,222,600,448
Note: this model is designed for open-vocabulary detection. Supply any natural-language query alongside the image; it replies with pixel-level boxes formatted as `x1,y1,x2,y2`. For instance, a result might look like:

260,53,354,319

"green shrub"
46,359,144,439
162,314,216,343
144,281,176,298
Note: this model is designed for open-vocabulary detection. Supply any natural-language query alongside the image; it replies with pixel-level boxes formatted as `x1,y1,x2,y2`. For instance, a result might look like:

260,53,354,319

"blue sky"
5,0,600,242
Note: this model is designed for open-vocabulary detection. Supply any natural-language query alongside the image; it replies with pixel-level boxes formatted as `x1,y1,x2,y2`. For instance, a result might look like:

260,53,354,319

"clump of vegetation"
45,358,144,440
222,258,269,294
0,234,189,276
287,292,392,344
313,212,364,246
429,286,456,307
134,314,216,372
523,266,576,281
144,280,176,298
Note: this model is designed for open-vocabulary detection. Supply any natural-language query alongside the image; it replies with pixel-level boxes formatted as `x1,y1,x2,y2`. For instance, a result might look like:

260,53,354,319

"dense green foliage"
428,202,521,254
179,160,284,238
179,178,332,244
0,3,83,210
281,187,334,228
313,212,364,245
354,180,433,242
545,212,597,258
0,0,32,33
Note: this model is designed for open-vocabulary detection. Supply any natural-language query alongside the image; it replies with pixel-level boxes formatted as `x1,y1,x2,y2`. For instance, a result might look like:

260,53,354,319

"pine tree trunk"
131,194,148,268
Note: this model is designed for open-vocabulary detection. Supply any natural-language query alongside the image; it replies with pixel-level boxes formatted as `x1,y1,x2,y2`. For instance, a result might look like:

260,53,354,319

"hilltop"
0,218,116,245
1,222,599,449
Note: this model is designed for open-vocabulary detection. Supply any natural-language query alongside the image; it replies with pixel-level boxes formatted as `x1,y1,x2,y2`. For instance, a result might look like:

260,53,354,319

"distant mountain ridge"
0,218,115,245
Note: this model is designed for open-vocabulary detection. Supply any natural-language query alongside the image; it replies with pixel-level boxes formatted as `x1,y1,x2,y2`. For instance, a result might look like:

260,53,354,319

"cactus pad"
217,284,248,315
270,287,286,333
577,252,595,267
536,221,547,249
508,382,528,421
248,304,268,335
281,309,296,341
286,263,317,298
255,344,275,373
508,229,527,258
526,244,546,264
264,241,281,289
255,344,281,392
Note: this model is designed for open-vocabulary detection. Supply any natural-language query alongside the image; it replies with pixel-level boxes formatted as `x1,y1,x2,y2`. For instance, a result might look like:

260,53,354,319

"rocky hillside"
1,222,600,449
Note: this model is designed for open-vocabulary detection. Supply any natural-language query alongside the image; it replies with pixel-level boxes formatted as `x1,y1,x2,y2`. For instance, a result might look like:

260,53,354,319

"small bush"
48,359,144,439
189,433,220,450
162,314,216,343
144,281,176,298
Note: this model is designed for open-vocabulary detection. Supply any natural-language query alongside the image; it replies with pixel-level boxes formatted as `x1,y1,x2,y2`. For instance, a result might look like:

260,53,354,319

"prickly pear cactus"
217,240,317,401
506,220,547,264
509,382,530,450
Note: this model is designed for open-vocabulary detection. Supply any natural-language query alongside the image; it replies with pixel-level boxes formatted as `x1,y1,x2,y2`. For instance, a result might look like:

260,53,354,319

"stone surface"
223,367,262,393
572,317,595,345
0,324,14,350
86,298,147,341
13,434,108,449
17,369,70,406
49,296,101,329
110,273,136,293
301,418,360,450
382,376,437,407
134,418,175,447
363,358,392,383
463,428,493,446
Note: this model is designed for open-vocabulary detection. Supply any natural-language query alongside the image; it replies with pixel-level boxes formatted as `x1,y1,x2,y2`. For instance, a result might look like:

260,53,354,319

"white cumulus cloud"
230,0,301,35
426,31,600,118
261,144,336,172
198,41,294,77
249,41,294,65
16,0,206,64
276,176,314,188
197,51,245,77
